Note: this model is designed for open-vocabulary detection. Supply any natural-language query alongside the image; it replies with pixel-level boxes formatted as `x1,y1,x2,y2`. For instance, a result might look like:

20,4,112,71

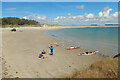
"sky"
2,0,120,2
2,2,119,25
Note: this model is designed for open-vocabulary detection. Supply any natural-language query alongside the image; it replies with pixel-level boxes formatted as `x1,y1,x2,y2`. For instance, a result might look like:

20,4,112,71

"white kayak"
78,51,99,56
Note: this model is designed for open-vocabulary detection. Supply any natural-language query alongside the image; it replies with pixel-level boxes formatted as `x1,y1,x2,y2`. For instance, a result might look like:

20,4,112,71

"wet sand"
2,27,103,78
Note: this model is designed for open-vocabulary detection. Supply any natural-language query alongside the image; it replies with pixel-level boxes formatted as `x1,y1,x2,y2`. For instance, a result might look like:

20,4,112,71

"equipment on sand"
39,54,46,59
67,46,81,50
78,51,99,56
42,56,46,59
51,42,64,47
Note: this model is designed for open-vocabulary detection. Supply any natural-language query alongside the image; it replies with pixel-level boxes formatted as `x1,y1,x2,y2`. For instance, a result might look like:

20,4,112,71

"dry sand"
2,27,103,78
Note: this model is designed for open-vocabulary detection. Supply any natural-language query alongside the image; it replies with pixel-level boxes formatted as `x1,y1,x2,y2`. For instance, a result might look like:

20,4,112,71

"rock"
11,28,16,32
113,53,120,58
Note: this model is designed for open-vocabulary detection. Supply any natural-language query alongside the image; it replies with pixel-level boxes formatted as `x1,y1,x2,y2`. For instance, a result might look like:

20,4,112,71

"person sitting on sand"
49,46,54,55
41,49,46,54
39,50,46,58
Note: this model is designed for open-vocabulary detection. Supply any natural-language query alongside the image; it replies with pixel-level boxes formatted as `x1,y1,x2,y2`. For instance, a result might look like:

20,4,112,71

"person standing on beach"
49,46,54,55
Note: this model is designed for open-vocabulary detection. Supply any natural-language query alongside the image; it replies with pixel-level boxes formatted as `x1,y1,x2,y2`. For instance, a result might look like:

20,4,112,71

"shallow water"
46,27,119,57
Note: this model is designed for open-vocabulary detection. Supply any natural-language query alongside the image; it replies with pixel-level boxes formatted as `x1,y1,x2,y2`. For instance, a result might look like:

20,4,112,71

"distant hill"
1,17,38,25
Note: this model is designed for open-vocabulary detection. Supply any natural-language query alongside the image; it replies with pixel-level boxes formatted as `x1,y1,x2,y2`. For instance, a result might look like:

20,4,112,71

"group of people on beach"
39,45,54,59
39,43,99,59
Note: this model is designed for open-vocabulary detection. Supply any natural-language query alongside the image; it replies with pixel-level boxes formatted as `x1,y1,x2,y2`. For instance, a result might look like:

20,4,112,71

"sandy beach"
2,27,103,78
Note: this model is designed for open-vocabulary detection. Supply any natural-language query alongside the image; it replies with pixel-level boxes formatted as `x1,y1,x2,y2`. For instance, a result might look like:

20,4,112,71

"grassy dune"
66,58,119,78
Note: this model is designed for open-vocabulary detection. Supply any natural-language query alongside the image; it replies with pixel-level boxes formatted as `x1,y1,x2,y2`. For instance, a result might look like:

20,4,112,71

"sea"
45,27,119,57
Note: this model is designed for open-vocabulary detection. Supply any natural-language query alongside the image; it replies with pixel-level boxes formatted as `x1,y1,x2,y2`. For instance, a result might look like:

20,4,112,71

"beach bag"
42,56,46,59
42,54,46,59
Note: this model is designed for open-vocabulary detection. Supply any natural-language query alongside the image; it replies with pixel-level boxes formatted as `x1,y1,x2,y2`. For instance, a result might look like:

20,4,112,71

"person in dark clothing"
39,50,46,58
49,46,54,55
41,49,46,54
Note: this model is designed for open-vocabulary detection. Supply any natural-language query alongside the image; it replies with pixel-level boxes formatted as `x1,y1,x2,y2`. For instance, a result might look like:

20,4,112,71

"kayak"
67,46,81,50
78,51,99,56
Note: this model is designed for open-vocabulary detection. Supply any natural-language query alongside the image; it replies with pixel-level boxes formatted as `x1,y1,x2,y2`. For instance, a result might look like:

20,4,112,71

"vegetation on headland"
2,17,38,25
66,57,119,78
0,17,40,28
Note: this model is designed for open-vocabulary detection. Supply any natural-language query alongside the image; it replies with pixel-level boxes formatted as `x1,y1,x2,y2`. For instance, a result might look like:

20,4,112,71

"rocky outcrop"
113,53,120,58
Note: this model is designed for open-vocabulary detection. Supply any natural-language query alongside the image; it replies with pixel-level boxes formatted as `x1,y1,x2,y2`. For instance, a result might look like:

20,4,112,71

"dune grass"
66,58,119,78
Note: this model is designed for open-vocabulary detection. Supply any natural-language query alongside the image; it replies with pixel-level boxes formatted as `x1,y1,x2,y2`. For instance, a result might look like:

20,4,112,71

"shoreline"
45,27,118,58
1,25,119,30
2,26,103,78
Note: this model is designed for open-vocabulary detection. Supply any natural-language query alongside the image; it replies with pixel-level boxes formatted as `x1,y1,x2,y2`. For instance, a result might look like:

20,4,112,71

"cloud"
99,12,103,17
67,13,71,16
5,8,17,13
23,14,46,20
23,7,118,25
76,5,85,9
55,16,60,20
104,9,112,17
99,7,113,18
6,8,16,10
22,16,27,19
103,6,109,11
55,16,66,20
112,12,118,17
86,13,94,18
